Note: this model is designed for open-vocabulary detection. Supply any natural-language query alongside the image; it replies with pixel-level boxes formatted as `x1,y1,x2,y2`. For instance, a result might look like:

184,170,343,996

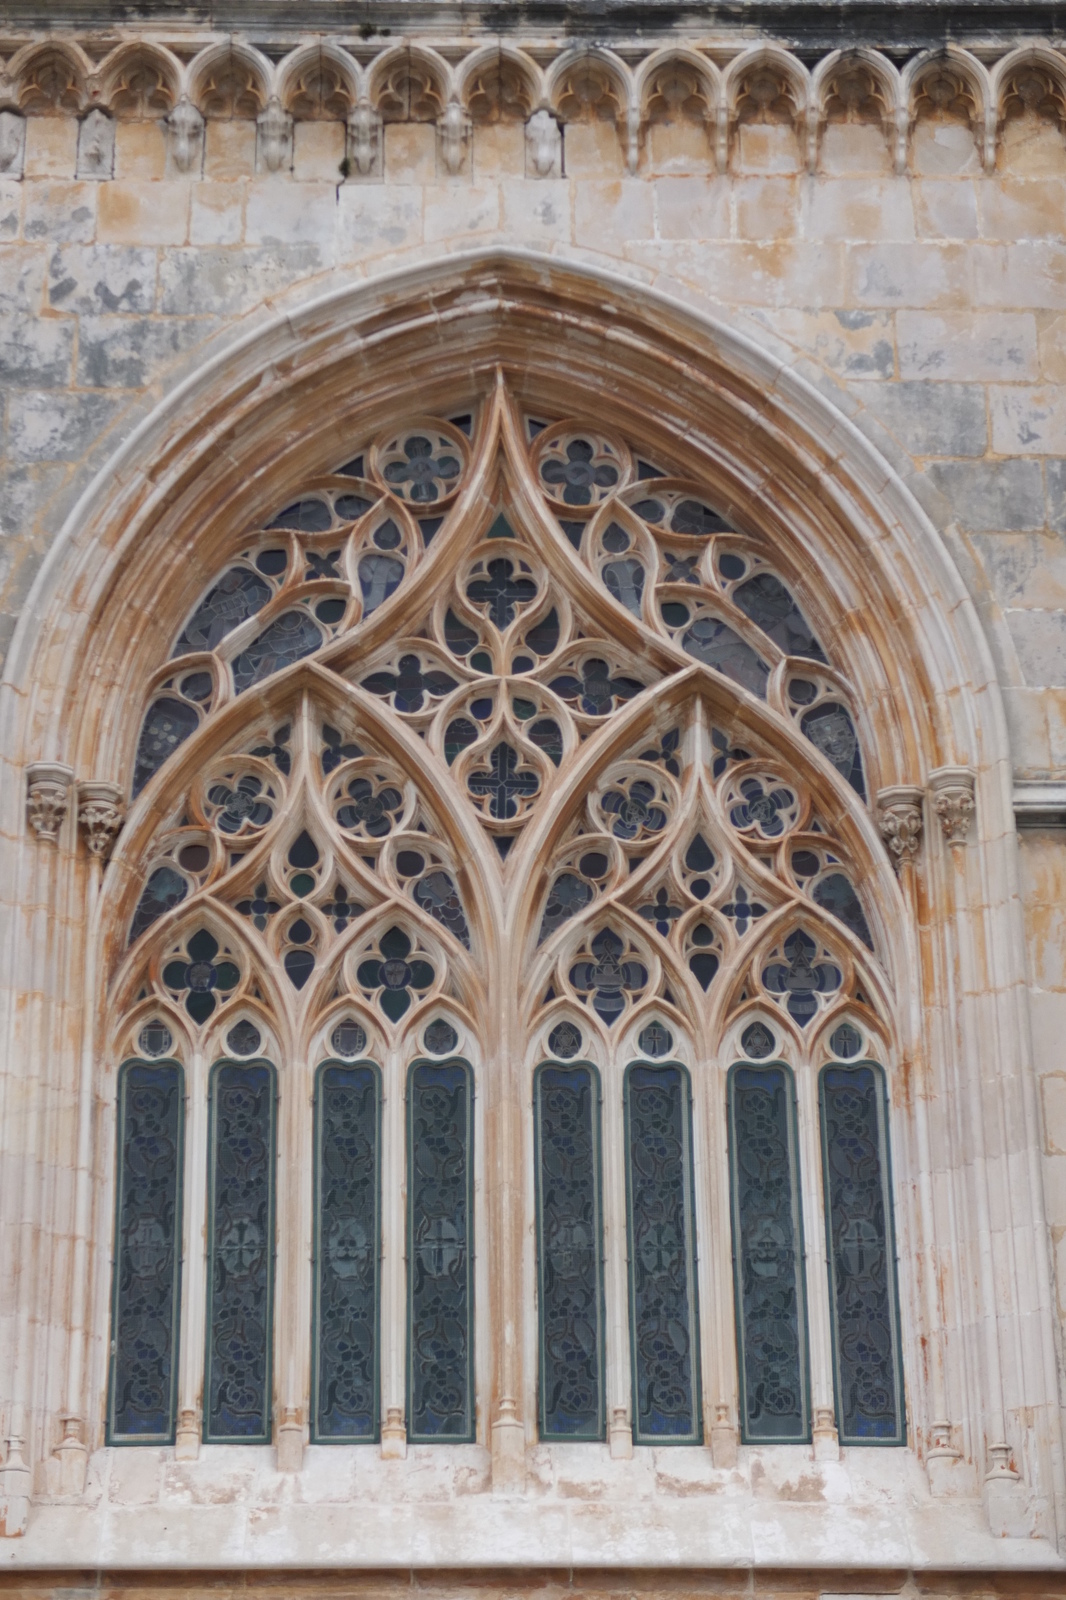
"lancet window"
106,383,904,1455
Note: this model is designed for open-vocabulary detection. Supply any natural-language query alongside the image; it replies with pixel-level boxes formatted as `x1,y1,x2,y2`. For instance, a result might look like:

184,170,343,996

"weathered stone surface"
75,316,217,389
0,316,74,388
927,460,1046,531
863,381,987,457
47,244,157,315
7,390,126,462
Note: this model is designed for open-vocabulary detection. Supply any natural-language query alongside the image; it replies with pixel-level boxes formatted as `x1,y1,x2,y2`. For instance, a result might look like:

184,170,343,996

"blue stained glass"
205,1061,275,1443
108,1061,184,1443
172,566,271,656
132,696,199,797
231,611,322,694
624,1064,701,1444
535,1065,605,1440
820,1064,906,1445
727,1064,810,1443
313,1063,381,1441
407,1060,474,1442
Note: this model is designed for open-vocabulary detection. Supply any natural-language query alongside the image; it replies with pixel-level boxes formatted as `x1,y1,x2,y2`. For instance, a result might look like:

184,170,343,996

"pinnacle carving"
929,766,976,849
77,780,125,861
26,761,74,844
876,784,924,871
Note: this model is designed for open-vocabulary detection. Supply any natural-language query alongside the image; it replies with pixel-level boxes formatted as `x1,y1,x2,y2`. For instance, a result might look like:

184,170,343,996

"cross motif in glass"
569,928,648,1024
549,658,645,716
539,438,620,506
638,887,683,937
465,558,537,630
235,882,281,931
600,778,668,841
336,776,403,836
762,929,842,1025
382,435,461,503
322,885,365,933
361,654,457,713
466,742,539,820
721,884,768,936
729,776,799,839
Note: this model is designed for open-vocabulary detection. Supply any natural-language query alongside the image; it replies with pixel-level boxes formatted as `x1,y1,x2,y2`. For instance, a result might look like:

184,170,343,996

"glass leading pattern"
727,1064,810,1443
820,1063,905,1445
313,1062,381,1441
624,1064,700,1444
108,1060,184,1443
535,1064,605,1440
205,1060,276,1444
407,1060,475,1442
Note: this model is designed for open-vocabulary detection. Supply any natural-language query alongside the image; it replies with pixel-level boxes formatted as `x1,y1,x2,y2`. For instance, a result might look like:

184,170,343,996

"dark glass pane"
466,558,537,629
638,1021,672,1058
173,567,271,656
813,873,874,949
539,873,593,944
548,1022,582,1060
129,865,187,945
801,703,866,800
132,697,199,797
424,1020,458,1054
205,1062,275,1443
680,618,769,699
413,869,470,948
467,742,539,819
624,1065,700,1444
108,1061,184,1442
728,1064,810,1443
231,611,322,694
535,1065,605,1439
358,553,404,614
820,1064,905,1445
335,494,373,521
407,1061,474,1441
603,559,644,616
268,498,332,532
313,1064,381,1441
525,607,560,656
733,573,827,663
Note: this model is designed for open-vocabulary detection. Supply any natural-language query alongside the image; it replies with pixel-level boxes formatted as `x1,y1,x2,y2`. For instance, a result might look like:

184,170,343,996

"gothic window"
107,385,903,1458
108,1055,184,1444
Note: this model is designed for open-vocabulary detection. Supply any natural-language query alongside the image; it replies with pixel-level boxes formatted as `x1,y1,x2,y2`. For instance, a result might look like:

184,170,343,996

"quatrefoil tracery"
115,383,889,1060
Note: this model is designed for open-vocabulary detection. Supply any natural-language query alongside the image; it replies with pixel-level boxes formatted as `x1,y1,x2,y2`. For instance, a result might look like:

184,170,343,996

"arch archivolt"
2,253,1061,1548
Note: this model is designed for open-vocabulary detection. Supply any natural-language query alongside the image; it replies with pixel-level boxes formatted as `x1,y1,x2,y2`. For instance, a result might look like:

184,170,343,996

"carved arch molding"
3,256,1060,1547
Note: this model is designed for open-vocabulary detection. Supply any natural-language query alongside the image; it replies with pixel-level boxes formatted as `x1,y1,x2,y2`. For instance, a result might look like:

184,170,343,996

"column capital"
876,783,924,872
929,765,976,848
25,761,75,845
77,779,125,862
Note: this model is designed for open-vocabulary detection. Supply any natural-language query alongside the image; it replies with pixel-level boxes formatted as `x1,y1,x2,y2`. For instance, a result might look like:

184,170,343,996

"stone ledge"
1014,779,1066,825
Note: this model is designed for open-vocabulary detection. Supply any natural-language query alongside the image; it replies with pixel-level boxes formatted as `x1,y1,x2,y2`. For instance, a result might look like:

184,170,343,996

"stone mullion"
600,1047,632,1458
379,1039,406,1457
488,935,524,1488
175,1045,208,1459
794,1052,839,1459
701,1048,739,1466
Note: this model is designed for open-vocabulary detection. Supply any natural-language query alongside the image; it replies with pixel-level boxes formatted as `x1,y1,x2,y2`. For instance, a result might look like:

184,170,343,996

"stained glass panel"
407,1060,474,1442
132,696,199,797
172,566,271,656
727,1063,810,1443
820,1063,905,1445
624,1064,701,1444
108,1060,184,1443
535,1064,605,1440
313,1062,381,1441
205,1060,275,1443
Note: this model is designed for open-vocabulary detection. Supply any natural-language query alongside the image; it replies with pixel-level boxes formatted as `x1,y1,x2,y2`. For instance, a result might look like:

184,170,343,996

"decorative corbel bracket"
26,761,75,845
525,107,562,178
346,99,381,176
77,780,124,862
438,99,471,175
168,95,204,174
929,765,976,848
256,96,293,173
876,783,924,872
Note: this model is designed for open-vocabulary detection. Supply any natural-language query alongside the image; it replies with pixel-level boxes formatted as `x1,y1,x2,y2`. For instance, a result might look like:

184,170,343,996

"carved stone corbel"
26,761,75,845
77,780,125,862
929,765,975,848
0,110,25,177
876,783,924,872
168,96,204,174
346,99,380,176
438,99,470,175
525,107,562,178
256,96,292,173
